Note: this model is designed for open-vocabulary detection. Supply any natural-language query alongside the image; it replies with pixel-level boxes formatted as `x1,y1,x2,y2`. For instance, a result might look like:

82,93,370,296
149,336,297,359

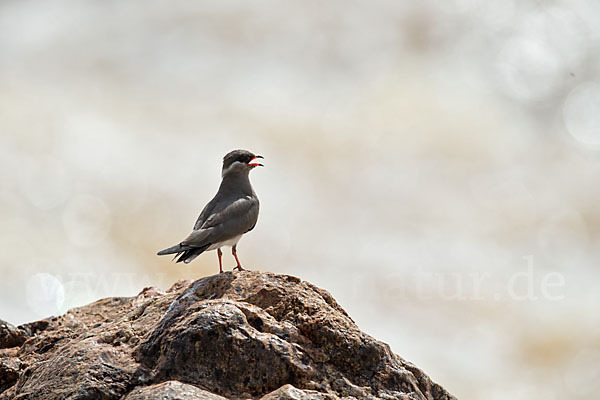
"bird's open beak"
248,155,264,168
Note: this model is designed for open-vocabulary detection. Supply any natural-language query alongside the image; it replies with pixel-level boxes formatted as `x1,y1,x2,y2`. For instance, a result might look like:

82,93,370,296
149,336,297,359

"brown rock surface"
123,381,227,400
0,320,28,350
0,271,456,400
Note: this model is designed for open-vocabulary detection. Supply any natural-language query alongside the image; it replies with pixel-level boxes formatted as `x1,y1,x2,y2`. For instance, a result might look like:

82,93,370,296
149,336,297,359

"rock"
123,381,227,400
0,352,21,393
259,384,338,399
0,320,29,349
0,271,456,400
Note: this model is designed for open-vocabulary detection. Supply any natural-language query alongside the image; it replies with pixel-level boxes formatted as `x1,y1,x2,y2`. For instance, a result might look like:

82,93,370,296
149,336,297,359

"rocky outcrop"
0,271,456,400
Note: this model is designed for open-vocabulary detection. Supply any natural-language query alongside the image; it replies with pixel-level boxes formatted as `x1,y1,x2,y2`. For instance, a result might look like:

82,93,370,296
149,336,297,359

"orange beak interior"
248,155,264,167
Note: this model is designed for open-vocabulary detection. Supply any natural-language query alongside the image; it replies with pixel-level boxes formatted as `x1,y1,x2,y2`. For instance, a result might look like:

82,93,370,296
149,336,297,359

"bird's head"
222,149,263,177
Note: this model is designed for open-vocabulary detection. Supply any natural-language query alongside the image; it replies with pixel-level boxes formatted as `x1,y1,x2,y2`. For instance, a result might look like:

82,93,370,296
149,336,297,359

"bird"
157,149,263,273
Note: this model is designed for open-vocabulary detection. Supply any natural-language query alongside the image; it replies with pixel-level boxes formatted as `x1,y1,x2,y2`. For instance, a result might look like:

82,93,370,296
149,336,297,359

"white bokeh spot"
25,273,65,318
18,156,72,210
496,37,563,102
563,82,600,147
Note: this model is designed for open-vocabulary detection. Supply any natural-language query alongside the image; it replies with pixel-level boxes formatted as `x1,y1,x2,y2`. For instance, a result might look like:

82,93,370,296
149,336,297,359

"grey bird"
157,149,263,273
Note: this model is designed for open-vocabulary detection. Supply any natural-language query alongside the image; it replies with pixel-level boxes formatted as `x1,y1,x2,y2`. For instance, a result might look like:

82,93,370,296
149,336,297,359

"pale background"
1,1,599,399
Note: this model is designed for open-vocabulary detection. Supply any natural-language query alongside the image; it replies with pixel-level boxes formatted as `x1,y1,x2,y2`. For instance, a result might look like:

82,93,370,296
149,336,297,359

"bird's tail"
157,243,188,255
157,243,211,264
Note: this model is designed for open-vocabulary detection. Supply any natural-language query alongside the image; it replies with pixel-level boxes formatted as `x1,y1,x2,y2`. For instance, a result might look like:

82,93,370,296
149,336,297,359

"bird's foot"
233,265,245,271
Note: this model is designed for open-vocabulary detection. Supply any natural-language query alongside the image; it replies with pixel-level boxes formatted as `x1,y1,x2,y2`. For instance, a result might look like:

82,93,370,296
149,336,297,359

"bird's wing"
183,196,259,247
193,196,219,230
202,196,258,230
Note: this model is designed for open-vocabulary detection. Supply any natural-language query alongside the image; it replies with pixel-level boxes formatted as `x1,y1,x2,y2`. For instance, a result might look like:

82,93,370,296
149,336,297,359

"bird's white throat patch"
221,161,244,178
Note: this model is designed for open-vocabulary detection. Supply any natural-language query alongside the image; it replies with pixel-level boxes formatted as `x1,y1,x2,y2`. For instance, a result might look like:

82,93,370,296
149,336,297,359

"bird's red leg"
232,245,245,271
217,248,223,273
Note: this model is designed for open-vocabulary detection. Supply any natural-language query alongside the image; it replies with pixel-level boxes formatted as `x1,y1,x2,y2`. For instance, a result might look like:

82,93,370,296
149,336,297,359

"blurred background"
1,0,599,398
